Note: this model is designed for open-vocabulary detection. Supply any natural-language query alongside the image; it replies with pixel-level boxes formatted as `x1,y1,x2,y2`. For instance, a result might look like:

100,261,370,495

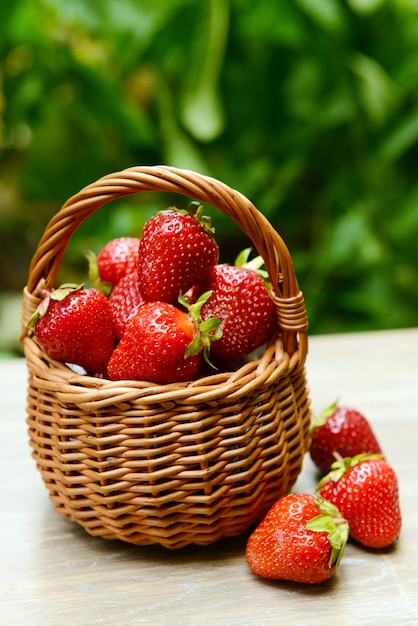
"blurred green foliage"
1,0,418,347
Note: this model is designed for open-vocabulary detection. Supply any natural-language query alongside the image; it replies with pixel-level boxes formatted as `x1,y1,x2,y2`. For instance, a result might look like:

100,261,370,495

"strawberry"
108,272,146,340
29,284,115,375
107,294,221,384
199,263,277,363
246,493,349,584
310,403,383,474
317,454,401,549
97,236,140,286
137,204,219,304
87,237,140,294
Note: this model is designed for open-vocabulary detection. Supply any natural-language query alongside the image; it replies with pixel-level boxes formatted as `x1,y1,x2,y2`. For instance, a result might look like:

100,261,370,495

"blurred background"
1,0,418,356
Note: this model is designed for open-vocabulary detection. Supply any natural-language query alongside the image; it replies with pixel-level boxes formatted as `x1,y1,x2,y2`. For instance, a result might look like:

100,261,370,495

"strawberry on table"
310,403,383,474
137,203,219,304
317,454,401,549
29,284,115,375
246,493,349,584
199,263,277,363
107,294,221,384
108,272,146,340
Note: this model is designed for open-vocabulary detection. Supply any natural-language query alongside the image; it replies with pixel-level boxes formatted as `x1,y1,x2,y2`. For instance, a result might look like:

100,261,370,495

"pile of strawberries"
29,203,278,383
246,404,402,584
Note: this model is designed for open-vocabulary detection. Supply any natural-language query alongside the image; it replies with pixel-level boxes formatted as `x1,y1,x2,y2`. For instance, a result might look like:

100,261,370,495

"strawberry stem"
188,201,215,235
86,250,112,295
163,202,216,235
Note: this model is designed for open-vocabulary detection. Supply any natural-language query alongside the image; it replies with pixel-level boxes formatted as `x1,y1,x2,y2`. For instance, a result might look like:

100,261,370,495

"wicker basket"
20,165,311,549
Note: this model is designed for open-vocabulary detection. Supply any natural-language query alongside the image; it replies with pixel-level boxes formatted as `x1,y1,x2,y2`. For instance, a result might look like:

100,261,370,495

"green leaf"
237,1,306,48
346,0,385,14
156,72,210,172
348,52,400,126
380,106,418,162
180,0,229,142
326,208,386,268
295,0,345,33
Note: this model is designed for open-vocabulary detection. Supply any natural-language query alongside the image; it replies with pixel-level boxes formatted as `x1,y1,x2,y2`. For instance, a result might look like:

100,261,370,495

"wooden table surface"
2,328,417,625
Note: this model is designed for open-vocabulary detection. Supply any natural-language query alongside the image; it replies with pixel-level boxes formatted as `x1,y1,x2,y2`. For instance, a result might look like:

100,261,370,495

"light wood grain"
1,328,418,625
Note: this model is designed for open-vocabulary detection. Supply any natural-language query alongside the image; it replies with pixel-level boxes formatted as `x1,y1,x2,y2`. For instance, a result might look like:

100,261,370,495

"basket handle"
24,165,308,359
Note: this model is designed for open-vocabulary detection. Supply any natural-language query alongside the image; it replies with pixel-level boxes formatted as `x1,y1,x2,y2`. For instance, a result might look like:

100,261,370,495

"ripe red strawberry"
137,204,219,304
310,403,383,474
246,493,349,584
317,454,401,549
107,295,221,384
108,272,146,340
97,237,140,286
29,284,115,375
199,264,277,362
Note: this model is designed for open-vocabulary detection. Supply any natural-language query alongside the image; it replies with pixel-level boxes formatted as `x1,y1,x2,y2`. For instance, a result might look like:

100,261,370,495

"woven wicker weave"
20,165,311,549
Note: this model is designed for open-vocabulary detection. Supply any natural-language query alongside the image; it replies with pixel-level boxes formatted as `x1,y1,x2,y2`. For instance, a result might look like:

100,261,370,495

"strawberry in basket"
28,283,115,376
96,236,140,287
87,235,141,297
137,202,219,304
108,272,146,340
107,292,221,384
198,261,277,364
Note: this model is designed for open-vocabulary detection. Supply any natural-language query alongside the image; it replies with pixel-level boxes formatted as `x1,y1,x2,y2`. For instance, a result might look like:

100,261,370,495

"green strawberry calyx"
187,201,215,235
305,495,350,569
234,247,270,284
310,400,339,432
317,453,385,488
178,291,222,367
163,202,216,235
86,250,112,296
28,283,84,329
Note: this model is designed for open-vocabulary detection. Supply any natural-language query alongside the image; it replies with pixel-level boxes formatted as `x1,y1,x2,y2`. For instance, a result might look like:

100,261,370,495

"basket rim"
23,330,305,412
